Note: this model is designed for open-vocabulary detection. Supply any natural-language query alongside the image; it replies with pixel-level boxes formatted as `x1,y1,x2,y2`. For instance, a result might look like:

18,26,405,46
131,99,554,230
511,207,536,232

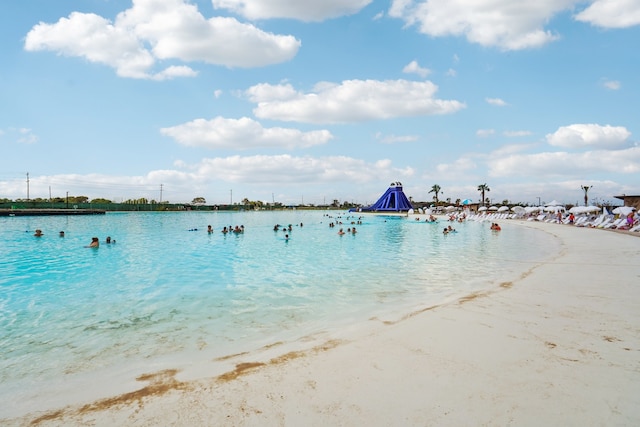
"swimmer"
86,237,99,248
59,231,65,237
338,228,345,235
207,225,213,233
34,229,43,237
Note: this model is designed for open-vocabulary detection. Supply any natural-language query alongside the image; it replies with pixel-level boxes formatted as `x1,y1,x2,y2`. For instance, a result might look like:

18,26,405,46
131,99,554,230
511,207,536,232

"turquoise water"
0,211,558,417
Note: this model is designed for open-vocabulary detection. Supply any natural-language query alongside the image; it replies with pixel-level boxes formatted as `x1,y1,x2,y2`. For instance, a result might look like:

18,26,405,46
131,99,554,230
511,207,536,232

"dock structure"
0,209,106,216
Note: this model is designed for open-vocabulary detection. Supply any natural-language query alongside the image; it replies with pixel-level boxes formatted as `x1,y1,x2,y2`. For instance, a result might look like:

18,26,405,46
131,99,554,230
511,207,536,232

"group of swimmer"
274,223,301,240
32,229,114,247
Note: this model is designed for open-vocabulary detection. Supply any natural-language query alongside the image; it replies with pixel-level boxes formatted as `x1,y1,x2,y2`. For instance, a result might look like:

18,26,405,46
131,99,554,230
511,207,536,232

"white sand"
9,221,640,426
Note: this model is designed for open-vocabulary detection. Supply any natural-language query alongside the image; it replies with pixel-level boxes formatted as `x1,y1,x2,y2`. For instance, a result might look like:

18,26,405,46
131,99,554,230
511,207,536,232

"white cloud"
388,0,577,50
575,0,640,28
160,116,333,149
486,97,508,106
211,0,372,21
487,146,640,177
476,129,495,138
246,79,466,124
503,130,532,137
603,80,621,90
24,0,300,79
402,60,431,77
445,68,457,77
193,154,414,185
546,124,631,149
0,127,39,144
375,132,419,144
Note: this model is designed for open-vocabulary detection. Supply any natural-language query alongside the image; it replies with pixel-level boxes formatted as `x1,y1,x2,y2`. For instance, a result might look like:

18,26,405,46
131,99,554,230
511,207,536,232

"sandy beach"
8,220,640,426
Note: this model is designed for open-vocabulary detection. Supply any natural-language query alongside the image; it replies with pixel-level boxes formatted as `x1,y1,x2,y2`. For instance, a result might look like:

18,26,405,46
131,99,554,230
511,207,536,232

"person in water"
34,229,43,237
87,237,99,248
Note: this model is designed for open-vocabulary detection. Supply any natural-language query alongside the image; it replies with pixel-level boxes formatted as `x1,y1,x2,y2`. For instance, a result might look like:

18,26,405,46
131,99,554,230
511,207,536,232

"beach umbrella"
544,205,565,213
478,206,488,211
524,206,541,213
569,206,585,214
511,206,525,213
497,206,509,212
612,206,636,216
488,206,499,211
461,199,473,205
545,200,563,207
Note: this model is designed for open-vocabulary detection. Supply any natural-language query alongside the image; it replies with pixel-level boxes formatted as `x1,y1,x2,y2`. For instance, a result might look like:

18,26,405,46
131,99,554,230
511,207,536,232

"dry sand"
7,220,640,426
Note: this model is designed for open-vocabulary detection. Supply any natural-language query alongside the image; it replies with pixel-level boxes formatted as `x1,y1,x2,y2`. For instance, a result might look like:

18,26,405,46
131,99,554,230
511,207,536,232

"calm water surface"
0,210,559,417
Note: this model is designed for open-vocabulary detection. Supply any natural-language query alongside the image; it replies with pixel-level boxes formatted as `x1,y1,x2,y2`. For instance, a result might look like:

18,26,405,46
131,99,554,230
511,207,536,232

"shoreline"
7,220,640,426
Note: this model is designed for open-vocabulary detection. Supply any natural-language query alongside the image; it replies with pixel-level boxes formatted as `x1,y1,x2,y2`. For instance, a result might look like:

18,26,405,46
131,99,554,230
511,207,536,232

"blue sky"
1,0,638,206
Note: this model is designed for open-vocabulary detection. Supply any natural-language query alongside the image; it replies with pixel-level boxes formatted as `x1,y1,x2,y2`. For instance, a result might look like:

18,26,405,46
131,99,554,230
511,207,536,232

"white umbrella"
525,206,541,213
478,206,488,211
612,206,636,216
569,206,586,214
544,205,565,213
511,206,525,212
488,206,499,211
545,200,563,207
497,206,509,212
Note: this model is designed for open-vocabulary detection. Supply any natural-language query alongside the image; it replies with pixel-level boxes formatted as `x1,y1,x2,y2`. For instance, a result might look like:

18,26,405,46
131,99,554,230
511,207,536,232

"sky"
1,0,639,207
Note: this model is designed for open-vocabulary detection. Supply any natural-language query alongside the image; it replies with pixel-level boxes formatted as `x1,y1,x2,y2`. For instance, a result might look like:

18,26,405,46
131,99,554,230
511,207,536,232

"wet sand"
7,220,640,426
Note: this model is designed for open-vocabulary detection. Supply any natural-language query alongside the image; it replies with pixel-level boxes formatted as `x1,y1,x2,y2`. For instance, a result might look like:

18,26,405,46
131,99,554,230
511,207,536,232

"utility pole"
26,172,30,201
230,189,233,205
160,184,163,203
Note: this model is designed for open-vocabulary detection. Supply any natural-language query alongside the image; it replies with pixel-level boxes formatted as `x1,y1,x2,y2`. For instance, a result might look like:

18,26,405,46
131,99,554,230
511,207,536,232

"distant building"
614,194,640,211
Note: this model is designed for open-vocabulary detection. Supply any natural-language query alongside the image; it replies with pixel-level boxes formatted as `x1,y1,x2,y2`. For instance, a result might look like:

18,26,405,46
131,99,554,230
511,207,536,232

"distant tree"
192,197,206,205
477,183,490,206
455,198,461,206
332,199,340,208
91,198,112,204
70,196,89,203
502,199,509,205
429,184,442,206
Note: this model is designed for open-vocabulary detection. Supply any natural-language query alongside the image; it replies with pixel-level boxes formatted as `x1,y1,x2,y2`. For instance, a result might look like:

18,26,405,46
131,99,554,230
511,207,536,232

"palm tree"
477,183,490,206
581,185,592,206
429,184,442,206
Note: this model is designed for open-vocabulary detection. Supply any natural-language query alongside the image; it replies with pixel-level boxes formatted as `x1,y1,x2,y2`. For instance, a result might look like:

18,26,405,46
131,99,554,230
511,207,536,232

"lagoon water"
0,210,559,418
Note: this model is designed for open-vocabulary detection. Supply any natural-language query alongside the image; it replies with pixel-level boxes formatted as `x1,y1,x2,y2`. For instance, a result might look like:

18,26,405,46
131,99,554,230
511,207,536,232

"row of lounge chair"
463,211,640,232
